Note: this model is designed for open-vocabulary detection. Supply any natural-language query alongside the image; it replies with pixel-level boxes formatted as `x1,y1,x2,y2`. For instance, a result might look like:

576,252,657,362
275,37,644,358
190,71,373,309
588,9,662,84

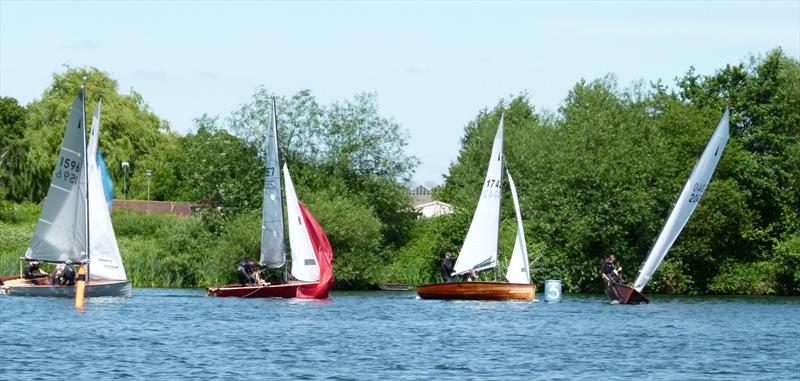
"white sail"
505,170,531,284
633,110,730,292
86,100,127,281
454,114,505,274
25,89,88,264
283,164,320,282
260,98,286,268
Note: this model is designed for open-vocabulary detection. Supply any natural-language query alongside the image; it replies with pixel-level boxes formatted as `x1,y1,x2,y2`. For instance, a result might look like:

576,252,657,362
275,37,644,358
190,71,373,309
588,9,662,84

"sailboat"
206,99,334,299
0,89,132,297
609,110,730,304
417,113,536,301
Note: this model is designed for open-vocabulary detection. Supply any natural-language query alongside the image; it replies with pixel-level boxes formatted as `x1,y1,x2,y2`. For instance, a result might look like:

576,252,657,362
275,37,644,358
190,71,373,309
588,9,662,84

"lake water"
1,289,798,380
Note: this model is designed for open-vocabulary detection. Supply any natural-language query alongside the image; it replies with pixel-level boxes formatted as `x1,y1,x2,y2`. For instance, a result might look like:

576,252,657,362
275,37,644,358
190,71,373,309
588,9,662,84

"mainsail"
633,110,730,292
505,170,531,284
86,99,127,281
283,164,320,282
25,89,88,264
454,114,505,274
260,98,286,268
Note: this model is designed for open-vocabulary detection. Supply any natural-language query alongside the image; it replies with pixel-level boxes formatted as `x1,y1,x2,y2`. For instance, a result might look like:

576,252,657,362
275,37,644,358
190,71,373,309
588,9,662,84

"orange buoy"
74,266,87,309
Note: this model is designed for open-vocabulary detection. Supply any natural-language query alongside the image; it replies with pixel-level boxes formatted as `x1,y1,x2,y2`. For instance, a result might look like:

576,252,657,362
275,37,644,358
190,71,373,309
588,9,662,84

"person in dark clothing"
59,261,77,286
23,260,47,285
440,252,456,283
237,259,259,286
602,255,623,301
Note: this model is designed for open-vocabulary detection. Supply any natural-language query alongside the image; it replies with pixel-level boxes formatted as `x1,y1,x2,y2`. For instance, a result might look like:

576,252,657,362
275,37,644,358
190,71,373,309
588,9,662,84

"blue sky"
1,1,798,186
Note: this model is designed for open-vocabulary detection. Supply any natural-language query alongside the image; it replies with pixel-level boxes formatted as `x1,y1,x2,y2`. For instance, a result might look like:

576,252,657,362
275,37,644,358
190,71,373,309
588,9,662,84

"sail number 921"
55,157,82,184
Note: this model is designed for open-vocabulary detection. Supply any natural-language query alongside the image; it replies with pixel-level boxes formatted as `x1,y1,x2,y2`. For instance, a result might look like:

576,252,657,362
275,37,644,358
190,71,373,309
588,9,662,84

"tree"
4,66,169,202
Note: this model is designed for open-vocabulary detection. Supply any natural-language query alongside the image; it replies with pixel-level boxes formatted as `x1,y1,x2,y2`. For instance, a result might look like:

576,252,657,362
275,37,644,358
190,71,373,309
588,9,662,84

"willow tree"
6,67,169,202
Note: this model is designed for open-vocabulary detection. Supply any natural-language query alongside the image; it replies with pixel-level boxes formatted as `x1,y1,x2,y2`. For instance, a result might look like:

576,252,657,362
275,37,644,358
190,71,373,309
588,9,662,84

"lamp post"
121,162,129,200
146,169,153,214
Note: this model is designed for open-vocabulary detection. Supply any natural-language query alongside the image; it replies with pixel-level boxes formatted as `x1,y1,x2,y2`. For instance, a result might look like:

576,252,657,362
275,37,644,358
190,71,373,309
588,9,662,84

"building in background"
409,185,453,218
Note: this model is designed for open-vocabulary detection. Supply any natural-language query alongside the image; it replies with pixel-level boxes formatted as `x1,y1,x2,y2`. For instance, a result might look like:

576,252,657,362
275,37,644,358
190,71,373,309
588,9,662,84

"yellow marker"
75,266,86,309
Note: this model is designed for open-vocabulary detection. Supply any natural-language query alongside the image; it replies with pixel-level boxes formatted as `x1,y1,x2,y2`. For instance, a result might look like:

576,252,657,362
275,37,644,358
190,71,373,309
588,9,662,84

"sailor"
236,259,259,286
23,260,48,285
440,252,455,283
602,255,623,301
59,260,77,286
51,264,65,285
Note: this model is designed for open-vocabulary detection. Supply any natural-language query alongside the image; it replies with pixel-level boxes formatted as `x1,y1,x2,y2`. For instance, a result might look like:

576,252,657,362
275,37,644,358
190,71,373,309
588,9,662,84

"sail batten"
633,110,730,292
454,114,505,274
260,99,286,267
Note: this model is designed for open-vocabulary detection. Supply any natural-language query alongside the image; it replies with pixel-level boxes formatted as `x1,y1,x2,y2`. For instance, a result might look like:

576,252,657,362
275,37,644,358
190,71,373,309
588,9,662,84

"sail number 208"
55,157,82,184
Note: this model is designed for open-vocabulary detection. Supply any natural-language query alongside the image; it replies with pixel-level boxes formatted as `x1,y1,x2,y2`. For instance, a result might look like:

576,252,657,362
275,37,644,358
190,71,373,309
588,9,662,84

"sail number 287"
55,157,82,184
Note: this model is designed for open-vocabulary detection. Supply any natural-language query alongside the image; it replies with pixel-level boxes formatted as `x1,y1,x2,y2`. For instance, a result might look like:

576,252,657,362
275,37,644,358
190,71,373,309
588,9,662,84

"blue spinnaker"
97,150,114,213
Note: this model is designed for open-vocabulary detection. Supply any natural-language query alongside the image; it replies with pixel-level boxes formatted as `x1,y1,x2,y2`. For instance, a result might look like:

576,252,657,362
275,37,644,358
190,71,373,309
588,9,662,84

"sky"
1,1,798,187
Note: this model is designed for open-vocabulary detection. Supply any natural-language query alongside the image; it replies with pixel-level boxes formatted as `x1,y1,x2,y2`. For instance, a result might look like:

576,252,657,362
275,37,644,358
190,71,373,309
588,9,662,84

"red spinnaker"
296,202,334,298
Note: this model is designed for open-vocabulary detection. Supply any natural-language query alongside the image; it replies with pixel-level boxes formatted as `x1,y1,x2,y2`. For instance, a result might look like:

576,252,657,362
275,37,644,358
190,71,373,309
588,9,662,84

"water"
1,289,798,380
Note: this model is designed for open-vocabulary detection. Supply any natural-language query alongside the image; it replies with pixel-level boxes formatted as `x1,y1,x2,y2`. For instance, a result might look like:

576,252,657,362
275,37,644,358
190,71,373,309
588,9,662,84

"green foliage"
3,67,168,203
435,49,800,295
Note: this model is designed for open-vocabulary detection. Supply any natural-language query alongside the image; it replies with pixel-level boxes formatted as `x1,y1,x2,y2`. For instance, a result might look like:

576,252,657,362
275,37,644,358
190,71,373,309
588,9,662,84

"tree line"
1,49,797,294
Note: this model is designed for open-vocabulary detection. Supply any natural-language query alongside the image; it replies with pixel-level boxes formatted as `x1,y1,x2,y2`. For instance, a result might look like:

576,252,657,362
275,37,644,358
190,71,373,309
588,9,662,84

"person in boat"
466,270,478,282
51,264,65,285
23,260,48,284
59,260,77,286
440,252,455,282
602,255,623,300
601,255,622,284
236,259,260,286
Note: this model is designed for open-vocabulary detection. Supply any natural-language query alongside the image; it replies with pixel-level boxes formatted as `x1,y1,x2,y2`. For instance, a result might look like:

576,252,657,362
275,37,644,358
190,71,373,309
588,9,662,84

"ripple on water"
1,291,799,380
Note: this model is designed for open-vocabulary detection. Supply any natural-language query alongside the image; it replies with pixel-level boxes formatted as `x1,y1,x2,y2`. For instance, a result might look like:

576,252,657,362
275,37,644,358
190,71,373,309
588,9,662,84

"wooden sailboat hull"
206,281,329,299
417,281,536,301
607,283,649,304
0,275,132,298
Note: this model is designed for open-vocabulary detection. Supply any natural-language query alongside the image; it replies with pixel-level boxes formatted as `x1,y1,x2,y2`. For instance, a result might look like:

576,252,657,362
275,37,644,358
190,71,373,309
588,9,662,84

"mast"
272,97,290,283
494,111,506,282
81,86,90,280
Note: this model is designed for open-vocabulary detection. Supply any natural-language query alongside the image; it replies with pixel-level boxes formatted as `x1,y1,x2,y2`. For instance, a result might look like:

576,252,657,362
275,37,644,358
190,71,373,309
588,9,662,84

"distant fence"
113,200,199,217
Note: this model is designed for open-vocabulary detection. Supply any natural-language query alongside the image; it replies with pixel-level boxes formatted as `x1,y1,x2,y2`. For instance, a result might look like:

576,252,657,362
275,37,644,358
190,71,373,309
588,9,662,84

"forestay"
454,114,505,275
283,164,320,282
260,99,286,268
505,170,531,284
633,110,730,292
25,89,88,264
86,99,127,281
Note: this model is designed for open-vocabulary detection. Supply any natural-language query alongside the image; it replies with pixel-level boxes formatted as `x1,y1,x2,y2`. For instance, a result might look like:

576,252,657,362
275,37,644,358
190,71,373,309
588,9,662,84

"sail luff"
260,98,286,267
633,110,730,292
505,170,531,284
25,89,88,263
454,114,505,274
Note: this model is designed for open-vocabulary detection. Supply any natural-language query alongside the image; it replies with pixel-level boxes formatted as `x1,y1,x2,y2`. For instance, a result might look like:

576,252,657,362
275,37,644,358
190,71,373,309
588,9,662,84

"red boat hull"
417,281,536,301
206,281,328,299
607,283,649,304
